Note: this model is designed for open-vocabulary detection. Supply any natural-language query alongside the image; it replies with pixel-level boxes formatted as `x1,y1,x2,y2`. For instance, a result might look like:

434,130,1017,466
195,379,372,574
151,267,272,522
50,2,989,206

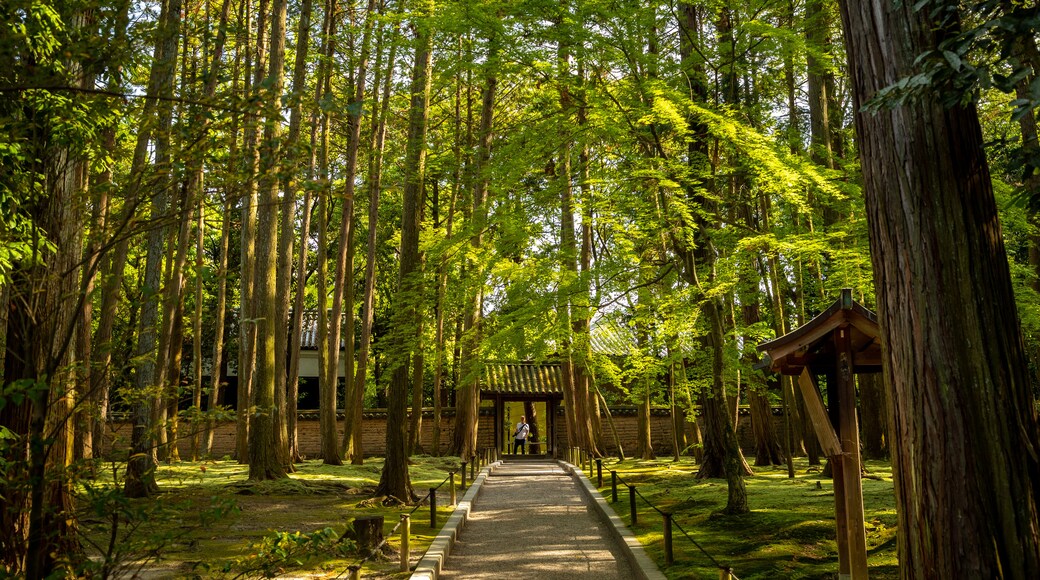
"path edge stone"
562,460,668,580
410,461,500,580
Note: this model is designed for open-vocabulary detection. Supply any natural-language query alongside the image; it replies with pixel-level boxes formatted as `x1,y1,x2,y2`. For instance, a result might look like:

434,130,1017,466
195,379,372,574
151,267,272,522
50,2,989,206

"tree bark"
249,0,289,481
451,31,496,460
275,0,313,470
858,373,887,460
237,0,269,464
377,0,434,500
125,0,183,497
315,0,341,466
838,1,1040,576
205,196,232,457
345,21,398,463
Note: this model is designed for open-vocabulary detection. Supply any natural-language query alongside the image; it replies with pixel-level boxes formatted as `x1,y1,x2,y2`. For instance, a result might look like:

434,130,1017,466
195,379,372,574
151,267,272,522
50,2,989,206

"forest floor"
78,455,463,579
79,454,898,578
593,456,899,580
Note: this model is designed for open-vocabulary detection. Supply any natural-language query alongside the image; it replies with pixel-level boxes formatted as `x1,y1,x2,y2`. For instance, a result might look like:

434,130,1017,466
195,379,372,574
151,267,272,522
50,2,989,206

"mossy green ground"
83,456,466,578
589,457,899,579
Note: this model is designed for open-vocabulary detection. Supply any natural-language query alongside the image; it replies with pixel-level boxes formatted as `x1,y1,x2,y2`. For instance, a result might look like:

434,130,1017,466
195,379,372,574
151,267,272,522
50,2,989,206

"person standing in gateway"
513,416,530,454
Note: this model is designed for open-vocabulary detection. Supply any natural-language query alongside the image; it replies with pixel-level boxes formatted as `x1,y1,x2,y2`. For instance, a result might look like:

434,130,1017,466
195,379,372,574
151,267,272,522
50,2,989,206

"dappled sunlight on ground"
591,456,899,579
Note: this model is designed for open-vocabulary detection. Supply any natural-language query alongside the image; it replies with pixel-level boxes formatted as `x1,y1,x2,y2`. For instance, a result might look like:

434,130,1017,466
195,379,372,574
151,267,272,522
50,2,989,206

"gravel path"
439,460,635,579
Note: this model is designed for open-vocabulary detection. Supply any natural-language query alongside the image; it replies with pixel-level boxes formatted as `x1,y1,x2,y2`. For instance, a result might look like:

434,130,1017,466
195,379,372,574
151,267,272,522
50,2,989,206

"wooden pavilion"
757,288,881,580
480,362,566,456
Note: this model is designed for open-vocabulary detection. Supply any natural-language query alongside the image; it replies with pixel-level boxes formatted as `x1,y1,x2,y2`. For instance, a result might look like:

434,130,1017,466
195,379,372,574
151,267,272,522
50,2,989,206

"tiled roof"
589,319,636,356
481,362,565,396
295,310,346,350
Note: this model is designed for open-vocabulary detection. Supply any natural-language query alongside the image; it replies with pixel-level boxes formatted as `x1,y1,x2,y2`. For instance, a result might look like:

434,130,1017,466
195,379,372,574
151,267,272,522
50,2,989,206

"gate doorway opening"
480,362,565,458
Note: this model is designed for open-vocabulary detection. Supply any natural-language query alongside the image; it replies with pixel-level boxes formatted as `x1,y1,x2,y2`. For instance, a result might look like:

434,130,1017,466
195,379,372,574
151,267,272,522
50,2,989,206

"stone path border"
562,461,666,580
410,460,499,580
409,459,665,580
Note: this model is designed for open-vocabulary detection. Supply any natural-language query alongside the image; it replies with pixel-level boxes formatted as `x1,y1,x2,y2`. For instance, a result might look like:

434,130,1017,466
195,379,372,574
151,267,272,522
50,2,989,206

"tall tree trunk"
408,317,425,455
315,0,340,466
431,37,461,457
327,0,377,465
270,0,315,474
556,10,596,455
346,20,398,464
637,386,654,460
1,42,86,571
858,373,887,460
281,0,314,466
249,0,289,481
377,0,434,500
452,32,496,459
576,56,601,455
237,0,269,464
674,2,751,514
695,298,753,509
839,2,1040,576
190,200,205,460
126,0,183,498
750,381,784,466
740,258,784,467
159,176,196,464
205,196,232,457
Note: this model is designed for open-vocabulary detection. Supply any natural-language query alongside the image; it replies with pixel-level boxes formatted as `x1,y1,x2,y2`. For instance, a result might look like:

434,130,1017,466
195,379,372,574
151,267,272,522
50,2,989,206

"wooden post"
663,512,673,565
348,565,361,580
470,456,476,479
596,458,603,487
611,471,618,503
400,514,410,573
719,566,731,580
460,462,467,489
836,326,869,579
429,488,437,528
495,394,503,454
450,471,457,505
827,367,851,579
629,486,637,525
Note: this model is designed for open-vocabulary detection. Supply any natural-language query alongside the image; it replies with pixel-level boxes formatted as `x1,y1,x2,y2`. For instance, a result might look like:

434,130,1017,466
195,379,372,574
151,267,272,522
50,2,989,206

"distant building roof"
589,318,636,356
481,362,565,397
296,310,346,350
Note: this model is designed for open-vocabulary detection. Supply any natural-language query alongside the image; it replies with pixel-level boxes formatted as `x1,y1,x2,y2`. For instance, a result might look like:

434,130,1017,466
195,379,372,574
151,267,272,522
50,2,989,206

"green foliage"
75,472,238,579
220,527,355,578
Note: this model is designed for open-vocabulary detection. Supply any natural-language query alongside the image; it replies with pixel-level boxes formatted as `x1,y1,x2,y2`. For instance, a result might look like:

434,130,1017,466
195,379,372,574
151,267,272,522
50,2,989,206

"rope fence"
571,448,739,580
334,446,500,579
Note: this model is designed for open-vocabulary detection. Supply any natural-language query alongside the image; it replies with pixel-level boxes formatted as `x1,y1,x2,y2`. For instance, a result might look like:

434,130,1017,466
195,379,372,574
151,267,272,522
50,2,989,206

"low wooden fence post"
719,566,732,580
348,565,360,580
470,456,476,480
450,471,457,505
430,488,437,528
611,471,618,503
400,514,410,573
596,459,603,487
460,462,467,489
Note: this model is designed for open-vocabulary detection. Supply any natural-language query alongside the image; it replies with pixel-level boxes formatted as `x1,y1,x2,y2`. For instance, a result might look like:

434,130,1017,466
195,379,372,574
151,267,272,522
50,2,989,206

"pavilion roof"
757,289,882,375
481,362,565,397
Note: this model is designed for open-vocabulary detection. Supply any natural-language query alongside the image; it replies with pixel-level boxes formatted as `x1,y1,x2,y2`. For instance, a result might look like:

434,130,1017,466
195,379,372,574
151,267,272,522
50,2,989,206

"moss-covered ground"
587,457,899,580
80,455,466,578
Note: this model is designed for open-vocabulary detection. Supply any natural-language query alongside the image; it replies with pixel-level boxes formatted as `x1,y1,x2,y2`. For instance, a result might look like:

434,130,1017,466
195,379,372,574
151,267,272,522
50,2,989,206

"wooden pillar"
548,399,556,457
836,326,869,578
825,366,851,579
495,395,503,455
